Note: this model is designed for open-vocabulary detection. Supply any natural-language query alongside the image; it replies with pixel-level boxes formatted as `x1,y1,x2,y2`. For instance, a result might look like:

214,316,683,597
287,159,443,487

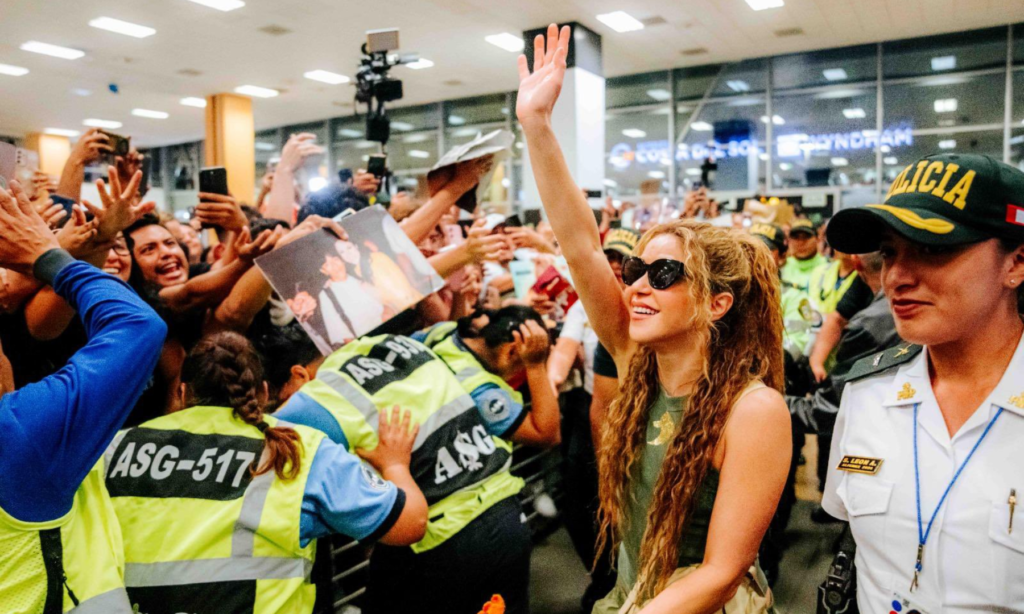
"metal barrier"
323,436,567,613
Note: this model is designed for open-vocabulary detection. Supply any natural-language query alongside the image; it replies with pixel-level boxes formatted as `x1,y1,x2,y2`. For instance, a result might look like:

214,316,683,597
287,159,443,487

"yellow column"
204,93,255,205
23,133,71,176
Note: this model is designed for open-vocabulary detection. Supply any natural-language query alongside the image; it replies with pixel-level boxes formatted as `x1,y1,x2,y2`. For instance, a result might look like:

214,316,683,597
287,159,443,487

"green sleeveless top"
617,387,719,591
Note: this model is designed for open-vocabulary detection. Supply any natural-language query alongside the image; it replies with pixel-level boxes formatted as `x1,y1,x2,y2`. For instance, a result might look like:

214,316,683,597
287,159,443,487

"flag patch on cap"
1008,204,1024,227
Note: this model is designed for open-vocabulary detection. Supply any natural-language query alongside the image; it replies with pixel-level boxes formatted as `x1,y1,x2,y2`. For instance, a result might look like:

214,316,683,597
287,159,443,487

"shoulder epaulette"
845,343,922,383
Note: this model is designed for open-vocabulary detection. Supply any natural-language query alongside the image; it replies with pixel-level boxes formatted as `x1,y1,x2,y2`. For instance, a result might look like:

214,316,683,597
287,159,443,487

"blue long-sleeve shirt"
0,251,167,522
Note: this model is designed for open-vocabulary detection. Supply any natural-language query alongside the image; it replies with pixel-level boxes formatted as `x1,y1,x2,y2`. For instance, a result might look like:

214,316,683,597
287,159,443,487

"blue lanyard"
910,402,1004,592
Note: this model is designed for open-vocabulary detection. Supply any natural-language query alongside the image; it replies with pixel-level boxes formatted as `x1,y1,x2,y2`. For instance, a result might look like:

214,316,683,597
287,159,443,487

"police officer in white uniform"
821,153,1024,613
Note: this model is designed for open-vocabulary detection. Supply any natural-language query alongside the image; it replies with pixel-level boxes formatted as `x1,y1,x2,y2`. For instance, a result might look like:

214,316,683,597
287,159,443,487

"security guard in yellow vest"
0,206,168,614
106,332,427,614
807,251,860,315
278,306,559,614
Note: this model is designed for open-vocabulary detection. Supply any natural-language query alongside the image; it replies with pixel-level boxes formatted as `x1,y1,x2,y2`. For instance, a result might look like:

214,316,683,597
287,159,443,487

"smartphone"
0,142,16,190
367,154,387,179
199,167,229,195
197,167,228,229
50,195,76,221
138,155,152,198
584,189,602,199
100,131,131,160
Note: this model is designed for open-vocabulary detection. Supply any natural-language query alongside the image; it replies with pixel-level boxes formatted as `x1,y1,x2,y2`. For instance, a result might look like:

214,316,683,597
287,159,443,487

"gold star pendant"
649,412,676,446
897,382,916,401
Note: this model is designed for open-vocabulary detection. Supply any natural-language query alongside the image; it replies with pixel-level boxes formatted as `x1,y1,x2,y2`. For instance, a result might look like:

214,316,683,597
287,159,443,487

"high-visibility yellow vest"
105,406,324,614
0,461,131,614
421,322,525,407
298,333,522,553
808,260,859,315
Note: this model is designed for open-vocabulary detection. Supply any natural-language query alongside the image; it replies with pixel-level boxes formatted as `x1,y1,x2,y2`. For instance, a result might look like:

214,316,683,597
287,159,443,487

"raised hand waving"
515,24,571,129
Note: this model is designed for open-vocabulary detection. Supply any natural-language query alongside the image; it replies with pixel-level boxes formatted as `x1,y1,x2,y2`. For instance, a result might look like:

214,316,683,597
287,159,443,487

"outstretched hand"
0,181,61,275
83,167,155,242
515,24,571,129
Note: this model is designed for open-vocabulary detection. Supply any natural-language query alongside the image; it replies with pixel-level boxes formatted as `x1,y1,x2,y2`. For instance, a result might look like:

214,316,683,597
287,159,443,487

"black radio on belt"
816,525,859,614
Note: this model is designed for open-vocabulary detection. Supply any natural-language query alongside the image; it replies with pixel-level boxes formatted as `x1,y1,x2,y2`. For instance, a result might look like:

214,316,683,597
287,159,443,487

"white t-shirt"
822,334,1024,613
559,301,598,394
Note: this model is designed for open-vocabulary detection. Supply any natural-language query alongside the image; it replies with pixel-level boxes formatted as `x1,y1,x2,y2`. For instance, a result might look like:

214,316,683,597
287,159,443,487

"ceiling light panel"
726,80,750,92
485,33,524,53
646,88,671,101
842,108,866,119
934,98,958,113
234,85,279,98
690,121,713,131
822,68,848,81
596,11,645,33
180,97,207,108
304,70,350,85
44,128,80,137
186,0,246,11
931,55,956,71
83,118,122,129
88,17,156,38
622,129,646,138
132,108,169,119
746,0,785,10
0,63,29,76
406,58,434,70
938,139,956,149
20,41,84,60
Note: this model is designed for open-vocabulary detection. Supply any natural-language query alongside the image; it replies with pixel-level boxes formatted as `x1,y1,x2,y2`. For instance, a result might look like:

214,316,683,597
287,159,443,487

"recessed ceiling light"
44,128,81,137
88,17,156,38
745,0,785,10
338,128,362,138
934,98,958,113
726,80,750,92
234,85,279,98
186,0,245,11
485,33,524,53
304,70,350,85
391,121,414,131
356,141,378,149
406,58,434,70
83,118,122,129
779,163,793,171
761,115,785,125
938,139,956,150
132,108,169,119
596,11,645,33
937,119,957,127
931,55,956,71
402,133,430,143
180,97,207,108
646,88,671,101
823,68,848,81
647,171,666,179
690,121,713,131
843,108,866,119
603,179,618,187
622,128,646,138
0,63,29,76
408,150,431,159
20,41,84,60
72,88,92,97
831,157,849,166
448,115,466,125
884,156,898,165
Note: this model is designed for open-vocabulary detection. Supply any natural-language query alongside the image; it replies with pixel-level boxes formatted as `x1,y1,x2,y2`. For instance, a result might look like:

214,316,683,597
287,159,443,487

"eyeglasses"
621,257,686,290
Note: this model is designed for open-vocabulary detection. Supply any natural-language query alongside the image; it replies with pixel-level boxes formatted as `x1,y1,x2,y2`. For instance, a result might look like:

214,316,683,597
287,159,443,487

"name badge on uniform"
837,455,884,475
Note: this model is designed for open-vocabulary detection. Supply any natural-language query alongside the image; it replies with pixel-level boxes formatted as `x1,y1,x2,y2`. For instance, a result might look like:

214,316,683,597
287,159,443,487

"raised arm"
0,181,167,522
400,158,490,245
265,133,323,224
516,25,631,356
56,129,112,202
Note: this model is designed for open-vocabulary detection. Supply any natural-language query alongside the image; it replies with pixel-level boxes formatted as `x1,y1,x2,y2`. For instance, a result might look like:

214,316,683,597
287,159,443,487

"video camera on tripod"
355,28,419,145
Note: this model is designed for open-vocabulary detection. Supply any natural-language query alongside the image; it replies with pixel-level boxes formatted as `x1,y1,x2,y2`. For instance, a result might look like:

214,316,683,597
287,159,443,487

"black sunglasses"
621,257,686,290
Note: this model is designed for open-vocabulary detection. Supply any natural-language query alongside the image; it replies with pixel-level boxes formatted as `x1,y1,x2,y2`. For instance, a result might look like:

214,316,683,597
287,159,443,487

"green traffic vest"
105,406,324,614
808,260,859,314
421,322,525,406
780,253,828,294
781,283,814,357
298,333,522,553
0,461,131,614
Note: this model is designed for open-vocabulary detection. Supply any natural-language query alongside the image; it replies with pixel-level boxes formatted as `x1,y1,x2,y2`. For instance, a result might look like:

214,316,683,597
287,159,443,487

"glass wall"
143,23,1024,213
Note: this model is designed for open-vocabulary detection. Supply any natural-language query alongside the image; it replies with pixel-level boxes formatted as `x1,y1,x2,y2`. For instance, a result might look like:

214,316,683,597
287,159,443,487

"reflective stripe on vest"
107,407,321,614
69,587,132,613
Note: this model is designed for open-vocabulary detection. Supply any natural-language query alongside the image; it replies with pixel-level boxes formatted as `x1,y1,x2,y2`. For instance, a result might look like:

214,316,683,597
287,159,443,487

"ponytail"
181,332,303,481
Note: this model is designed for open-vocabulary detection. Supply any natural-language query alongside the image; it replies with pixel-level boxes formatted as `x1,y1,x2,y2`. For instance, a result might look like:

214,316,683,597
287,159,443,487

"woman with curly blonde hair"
516,25,791,614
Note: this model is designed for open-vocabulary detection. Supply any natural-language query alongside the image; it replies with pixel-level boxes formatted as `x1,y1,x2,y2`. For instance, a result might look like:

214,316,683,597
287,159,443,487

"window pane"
884,72,1005,129
881,130,1004,192
330,115,364,141
254,129,280,182
1011,127,1024,169
674,64,722,101
606,107,669,196
1011,69,1024,125
679,99,766,192
388,103,440,132
607,71,670,110
772,45,877,91
882,27,1006,78
446,93,508,126
387,130,439,172
1015,23,1024,66
711,58,768,97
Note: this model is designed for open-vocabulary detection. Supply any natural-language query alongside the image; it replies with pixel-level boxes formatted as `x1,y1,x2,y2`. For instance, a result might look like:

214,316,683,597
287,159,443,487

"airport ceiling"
0,0,1021,146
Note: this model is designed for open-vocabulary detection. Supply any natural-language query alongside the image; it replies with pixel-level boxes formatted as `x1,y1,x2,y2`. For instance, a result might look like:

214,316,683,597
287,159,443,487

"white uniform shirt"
558,301,598,394
823,334,1024,613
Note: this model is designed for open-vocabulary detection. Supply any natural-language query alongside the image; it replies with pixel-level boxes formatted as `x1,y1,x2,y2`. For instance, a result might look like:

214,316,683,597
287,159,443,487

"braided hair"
181,332,303,480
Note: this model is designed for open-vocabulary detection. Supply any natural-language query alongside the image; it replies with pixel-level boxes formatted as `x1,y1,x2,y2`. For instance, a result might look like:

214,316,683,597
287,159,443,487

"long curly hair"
593,220,785,601
181,332,303,480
